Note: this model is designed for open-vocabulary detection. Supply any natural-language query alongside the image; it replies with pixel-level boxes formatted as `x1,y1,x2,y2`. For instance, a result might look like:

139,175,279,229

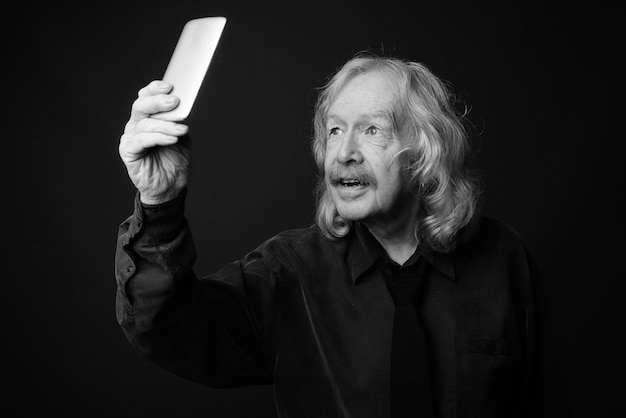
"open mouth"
339,179,363,187
333,177,370,188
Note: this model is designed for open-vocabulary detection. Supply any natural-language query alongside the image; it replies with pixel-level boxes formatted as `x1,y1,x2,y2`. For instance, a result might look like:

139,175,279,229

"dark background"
5,1,623,416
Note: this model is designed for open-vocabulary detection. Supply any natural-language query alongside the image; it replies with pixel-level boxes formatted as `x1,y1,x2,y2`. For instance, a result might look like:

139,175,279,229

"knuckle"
135,117,152,133
135,132,151,149
120,131,139,147
138,80,164,97
137,85,149,97
118,136,132,157
131,98,142,113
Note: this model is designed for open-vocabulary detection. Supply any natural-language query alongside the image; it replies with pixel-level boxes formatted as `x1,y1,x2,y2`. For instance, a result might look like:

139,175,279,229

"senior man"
116,55,566,417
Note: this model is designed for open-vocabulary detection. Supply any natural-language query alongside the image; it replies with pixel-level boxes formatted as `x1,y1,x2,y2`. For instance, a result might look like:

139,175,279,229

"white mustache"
327,165,377,187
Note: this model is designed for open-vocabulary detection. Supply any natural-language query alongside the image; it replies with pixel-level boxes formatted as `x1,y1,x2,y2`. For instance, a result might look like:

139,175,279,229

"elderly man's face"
324,71,414,227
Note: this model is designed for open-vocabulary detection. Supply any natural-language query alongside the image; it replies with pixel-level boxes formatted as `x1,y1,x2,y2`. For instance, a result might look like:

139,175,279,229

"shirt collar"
348,222,456,284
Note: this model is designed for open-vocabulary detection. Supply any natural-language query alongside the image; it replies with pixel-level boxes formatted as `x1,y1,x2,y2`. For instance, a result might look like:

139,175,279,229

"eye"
329,127,342,136
364,126,379,135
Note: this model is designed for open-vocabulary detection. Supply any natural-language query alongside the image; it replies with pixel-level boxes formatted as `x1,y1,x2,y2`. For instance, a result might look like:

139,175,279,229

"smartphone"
151,17,227,121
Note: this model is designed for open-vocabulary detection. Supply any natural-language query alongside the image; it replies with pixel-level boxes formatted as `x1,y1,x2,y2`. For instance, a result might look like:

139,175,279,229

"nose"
336,130,363,164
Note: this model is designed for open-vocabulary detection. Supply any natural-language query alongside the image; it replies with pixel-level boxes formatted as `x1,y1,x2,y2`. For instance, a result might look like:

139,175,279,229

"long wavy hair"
312,55,480,253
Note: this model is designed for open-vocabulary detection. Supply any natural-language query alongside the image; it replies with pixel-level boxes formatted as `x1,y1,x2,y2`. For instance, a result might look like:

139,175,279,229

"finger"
138,80,172,97
129,94,180,122
120,132,180,158
134,117,189,137
136,131,181,150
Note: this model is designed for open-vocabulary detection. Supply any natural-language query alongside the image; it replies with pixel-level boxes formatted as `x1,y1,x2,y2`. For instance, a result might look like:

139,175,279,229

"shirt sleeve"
114,189,276,387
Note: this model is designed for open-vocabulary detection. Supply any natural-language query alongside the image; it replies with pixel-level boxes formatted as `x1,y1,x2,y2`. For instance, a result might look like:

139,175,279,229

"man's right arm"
115,189,275,387
115,81,275,387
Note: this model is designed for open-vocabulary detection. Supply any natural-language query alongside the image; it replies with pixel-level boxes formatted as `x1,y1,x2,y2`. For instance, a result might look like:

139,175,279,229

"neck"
363,193,421,265
366,223,418,265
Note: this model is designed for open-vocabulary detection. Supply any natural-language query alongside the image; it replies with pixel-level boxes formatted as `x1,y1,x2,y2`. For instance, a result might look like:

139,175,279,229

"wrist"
139,190,183,206
134,188,187,244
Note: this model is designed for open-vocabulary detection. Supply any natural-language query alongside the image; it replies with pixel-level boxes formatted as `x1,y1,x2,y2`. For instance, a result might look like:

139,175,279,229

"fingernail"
159,81,171,90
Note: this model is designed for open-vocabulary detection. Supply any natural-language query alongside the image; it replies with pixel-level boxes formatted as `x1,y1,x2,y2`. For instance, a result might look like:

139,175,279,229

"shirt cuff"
134,188,188,245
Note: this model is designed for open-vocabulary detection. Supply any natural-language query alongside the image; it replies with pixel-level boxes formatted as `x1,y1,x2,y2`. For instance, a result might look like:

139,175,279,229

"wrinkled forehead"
326,71,404,128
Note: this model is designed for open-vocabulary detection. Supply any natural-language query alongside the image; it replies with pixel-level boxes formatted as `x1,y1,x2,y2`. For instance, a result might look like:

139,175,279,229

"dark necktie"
379,257,435,417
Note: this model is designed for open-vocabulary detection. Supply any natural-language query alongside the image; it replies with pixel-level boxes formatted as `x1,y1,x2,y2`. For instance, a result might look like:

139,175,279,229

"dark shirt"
115,191,568,418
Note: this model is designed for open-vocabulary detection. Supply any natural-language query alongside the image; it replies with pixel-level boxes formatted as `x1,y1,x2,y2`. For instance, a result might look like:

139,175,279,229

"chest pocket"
454,336,523,418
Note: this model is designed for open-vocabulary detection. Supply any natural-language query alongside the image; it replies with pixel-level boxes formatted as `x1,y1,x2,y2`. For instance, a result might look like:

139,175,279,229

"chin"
329,186,380,222
334,201,373,222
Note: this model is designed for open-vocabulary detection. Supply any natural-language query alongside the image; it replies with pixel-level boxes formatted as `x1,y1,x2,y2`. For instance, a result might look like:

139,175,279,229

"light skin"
119,80,190,205
324,72,421,264
120,74,420,263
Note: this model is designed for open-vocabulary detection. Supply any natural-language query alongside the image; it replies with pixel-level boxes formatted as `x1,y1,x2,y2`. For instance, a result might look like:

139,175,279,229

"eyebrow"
326,110,393,125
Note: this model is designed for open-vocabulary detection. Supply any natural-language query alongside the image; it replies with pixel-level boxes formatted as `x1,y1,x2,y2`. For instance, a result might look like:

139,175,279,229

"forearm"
114,190,273,387
115,190,209,379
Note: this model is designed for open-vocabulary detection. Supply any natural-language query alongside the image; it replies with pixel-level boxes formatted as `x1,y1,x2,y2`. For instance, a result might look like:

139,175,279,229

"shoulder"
475,216,523,245
451,216,538,297
447,217,535,302
256,225,350,271
455,216,526,260
262,225,332,250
